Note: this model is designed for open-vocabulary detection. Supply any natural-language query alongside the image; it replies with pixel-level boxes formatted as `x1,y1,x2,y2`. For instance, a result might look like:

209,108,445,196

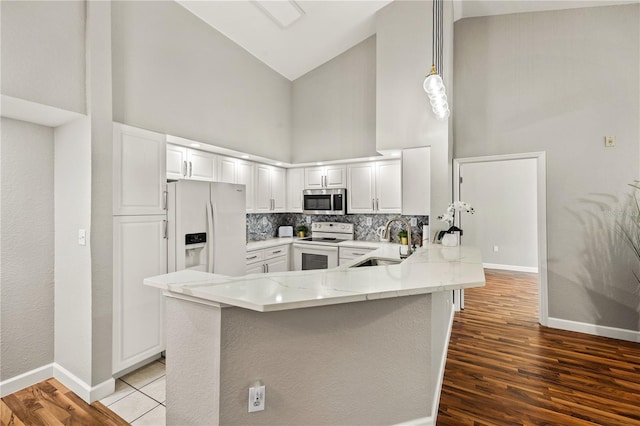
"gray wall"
0,0,85,113
292,36,377,163
111,1,292,162
54,117,93,384
454,4,640,330
167,294,440,425
0,118,55,380
376,0,454,238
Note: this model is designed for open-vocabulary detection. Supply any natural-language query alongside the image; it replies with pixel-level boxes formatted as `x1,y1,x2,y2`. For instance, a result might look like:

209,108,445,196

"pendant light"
423,0,449,121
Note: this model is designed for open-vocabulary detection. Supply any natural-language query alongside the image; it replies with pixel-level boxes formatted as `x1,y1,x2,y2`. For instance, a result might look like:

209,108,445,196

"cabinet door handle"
376,198,379,211
265,264,269,273
262,264,266,273
372,198,375,210
352,252,365,256
247,255,258,260
163,190,168,210
183,161,187,177
189,161,193,178
322,175,326,187
163,220,168,239
272,250,282,254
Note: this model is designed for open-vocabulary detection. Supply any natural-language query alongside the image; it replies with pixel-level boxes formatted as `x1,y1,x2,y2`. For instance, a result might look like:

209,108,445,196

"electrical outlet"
78,229,87,246
306,216,311,224
410,218,417,226
366,217,372,226
248,385,265,412
605,136,615,147
493,245,499,253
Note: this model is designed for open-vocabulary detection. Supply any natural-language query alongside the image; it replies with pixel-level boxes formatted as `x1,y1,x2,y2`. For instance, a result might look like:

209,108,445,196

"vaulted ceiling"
177,0,639,81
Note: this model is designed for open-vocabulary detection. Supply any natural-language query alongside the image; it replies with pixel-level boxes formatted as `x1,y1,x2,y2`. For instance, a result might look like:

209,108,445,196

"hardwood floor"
1,378,128,426
438,269,640,425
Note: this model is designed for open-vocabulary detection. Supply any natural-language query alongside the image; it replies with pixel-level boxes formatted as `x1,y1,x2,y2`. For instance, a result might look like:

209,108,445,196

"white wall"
0,118,55,381
292,36,377,163
460,159,538,269
111,1,291,162
0,0,85,113
54,117,93,385
454,4,640,331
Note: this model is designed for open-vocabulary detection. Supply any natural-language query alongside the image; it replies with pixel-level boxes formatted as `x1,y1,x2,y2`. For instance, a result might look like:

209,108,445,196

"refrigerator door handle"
206,201,215,273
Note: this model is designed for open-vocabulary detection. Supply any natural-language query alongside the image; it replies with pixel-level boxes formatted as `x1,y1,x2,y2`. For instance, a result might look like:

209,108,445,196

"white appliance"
293,222,354,271
168,180,246,276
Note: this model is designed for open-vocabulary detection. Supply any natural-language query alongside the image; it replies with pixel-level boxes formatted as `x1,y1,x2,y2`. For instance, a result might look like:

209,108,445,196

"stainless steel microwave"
303,188,346,215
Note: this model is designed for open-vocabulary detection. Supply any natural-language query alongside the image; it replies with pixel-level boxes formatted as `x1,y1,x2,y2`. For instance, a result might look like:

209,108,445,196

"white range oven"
293,222,354,271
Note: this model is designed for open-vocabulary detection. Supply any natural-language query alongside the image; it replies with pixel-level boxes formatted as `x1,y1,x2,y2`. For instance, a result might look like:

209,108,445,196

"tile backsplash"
247,213,429,246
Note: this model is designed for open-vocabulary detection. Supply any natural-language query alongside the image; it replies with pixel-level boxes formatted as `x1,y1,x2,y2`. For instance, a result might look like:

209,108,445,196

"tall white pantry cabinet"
112,123,167,375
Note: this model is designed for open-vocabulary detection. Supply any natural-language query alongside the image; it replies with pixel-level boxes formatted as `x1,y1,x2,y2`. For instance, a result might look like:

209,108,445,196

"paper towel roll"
422,225,430,246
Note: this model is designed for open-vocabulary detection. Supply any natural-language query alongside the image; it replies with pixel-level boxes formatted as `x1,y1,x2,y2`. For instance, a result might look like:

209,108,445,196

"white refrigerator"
168,180,246,276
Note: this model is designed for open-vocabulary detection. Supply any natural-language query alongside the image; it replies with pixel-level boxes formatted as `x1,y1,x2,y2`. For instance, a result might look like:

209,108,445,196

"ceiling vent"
252,0,305,29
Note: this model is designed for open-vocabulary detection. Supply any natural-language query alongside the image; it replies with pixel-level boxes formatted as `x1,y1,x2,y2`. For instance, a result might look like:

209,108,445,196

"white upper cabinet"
187,150,216,181
304,165,346,189
236,160,255,213
113,123,167,216
217,155,237,184
216,155,257,213
166,143,216,181
255,164,286,212
347,160,401,214
347,162,376,213
376,160,402,213
286,168,304,213
166,145,187,180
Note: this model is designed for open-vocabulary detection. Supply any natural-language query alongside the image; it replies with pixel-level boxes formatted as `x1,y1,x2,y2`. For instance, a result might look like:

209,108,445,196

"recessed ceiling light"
242,155,250,159
253,0,305,29
368,157,376,161
316,162,323,166
275,162,283,166
391,152,400,157
190,143,201,148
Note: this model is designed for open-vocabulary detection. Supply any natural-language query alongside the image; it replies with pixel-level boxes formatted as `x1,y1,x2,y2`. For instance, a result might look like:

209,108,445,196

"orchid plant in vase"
437,201,475,246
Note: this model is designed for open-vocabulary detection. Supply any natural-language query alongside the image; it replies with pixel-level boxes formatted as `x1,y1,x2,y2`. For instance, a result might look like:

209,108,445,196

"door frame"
453,152,549,326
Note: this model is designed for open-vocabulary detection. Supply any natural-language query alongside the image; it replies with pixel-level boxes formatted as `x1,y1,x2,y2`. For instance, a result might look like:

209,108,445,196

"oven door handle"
293,243,338,253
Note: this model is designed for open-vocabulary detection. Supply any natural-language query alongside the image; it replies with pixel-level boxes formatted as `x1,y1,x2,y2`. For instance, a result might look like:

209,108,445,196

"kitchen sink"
350,257,403,268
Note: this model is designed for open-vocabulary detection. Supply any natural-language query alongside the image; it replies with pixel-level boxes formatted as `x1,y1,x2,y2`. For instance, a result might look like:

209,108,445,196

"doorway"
453,152,549,326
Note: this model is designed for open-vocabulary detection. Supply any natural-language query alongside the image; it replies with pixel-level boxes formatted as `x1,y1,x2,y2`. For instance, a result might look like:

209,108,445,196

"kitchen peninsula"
145,244,485,425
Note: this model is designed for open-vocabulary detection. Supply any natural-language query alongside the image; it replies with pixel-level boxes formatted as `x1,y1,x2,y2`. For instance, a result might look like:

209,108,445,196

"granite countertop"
145,244,485,313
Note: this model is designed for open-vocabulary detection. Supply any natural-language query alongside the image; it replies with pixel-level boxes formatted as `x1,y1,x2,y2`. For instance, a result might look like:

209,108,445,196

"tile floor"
100,358,167,425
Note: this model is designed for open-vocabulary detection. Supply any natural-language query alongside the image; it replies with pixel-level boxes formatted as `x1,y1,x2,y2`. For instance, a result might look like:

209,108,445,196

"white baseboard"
54,363,115,403
546,317,640,343
0,363,54,397
483,263,538,273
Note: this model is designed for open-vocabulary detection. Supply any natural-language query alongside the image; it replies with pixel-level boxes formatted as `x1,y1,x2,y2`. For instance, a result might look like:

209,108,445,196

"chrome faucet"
384,217,413,258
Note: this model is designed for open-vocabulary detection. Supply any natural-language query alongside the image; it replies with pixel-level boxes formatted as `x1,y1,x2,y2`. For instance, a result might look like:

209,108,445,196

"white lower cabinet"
113,215,167,375
246,244,289,274
338,246,376,266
